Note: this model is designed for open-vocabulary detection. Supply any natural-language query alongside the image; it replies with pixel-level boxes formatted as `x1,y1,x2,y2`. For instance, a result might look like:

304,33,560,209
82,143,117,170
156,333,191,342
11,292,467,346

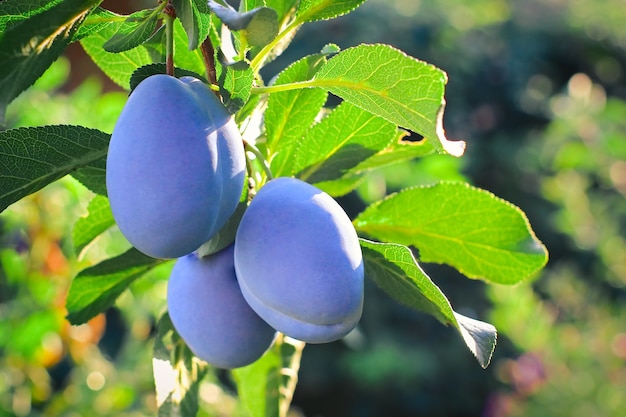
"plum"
167,245,276,369
234,177,364,343
106,74,245,259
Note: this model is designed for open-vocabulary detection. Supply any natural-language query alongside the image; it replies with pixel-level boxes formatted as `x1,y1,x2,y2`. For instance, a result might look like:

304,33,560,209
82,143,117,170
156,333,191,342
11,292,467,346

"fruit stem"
200,36,219,91
164,1,176,76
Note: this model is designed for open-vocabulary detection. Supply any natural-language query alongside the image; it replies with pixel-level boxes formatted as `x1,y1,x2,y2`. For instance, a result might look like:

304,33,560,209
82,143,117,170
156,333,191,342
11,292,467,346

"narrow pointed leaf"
265,54,329,177
360,239,497,368
72,195,114,256
0,126,109,212
173,0,199,49
66,249,165,325
313,44,466,156
81,16,155,89
233,334,305,417
296,0,368,22
103,9,159,53
294,101,397,184
355,182,548,284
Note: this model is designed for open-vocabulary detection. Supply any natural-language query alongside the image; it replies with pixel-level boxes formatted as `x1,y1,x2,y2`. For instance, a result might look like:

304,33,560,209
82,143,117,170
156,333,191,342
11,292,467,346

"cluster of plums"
106,75,364,368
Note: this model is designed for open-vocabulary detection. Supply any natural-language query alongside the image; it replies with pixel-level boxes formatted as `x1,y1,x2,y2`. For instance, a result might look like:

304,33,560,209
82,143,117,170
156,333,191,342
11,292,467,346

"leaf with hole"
313,44,466,156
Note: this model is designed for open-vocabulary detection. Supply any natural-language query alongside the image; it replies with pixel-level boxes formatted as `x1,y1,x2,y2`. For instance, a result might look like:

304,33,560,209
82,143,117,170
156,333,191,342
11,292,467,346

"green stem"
244,140,274,181
250,16,302,71
251,79,321,95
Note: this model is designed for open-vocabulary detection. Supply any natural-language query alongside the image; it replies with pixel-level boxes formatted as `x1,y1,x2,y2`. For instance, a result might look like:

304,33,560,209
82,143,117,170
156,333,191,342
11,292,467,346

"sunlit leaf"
296,0,368,22
294,101,397,184
314,44,466,156
355,182,548,284
72,195,114,256
360,239,497,368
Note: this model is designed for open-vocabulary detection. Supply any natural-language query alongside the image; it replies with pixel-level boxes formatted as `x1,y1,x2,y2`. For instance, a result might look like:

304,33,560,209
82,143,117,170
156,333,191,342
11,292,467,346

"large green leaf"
296,0,368,22
0,0,100,125
293,101,397,184
72,195,114,256
233,334,305,417
0,126,109,212
354,182,548,284
352,132,435,172
265,54,329,176
103,9,159,53
313,44,466,156
360,239,497,368
66,248,165,324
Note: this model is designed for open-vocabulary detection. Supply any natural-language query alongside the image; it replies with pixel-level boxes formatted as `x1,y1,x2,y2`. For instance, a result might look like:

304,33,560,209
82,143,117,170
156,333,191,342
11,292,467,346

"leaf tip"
436,102,466,157
454,313,497,369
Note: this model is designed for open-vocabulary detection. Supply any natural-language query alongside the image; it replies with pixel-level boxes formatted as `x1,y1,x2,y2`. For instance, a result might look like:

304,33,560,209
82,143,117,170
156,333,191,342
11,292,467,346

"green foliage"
0,0,100,125
0,126,110,211
0,0,552,416
66,248,165,325
360,239,496,367
355,182,548,284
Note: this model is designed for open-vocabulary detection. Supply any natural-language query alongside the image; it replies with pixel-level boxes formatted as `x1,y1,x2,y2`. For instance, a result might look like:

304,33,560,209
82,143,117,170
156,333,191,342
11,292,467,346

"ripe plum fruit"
234,177,364,343
106,74,245,259
167,245,276,369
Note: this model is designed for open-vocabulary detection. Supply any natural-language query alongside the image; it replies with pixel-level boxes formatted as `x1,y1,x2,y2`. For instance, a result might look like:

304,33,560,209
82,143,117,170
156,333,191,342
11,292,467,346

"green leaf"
0,0,100,125
233,334,305,417
353,131,435,172
217,61,254,114
265,54,329,177
314,172,365,197
265,0,299,24
0,126,109,213
73,7,117,41
80,14,155,89
296,0,368,22
0,0,63,32
173,0,199,49
354,182,549,284
103,9,159,53
293,101,397,184
71,156,108,196
209,1,279,47
66,248,165,325
153,314,209,417
72,195,114,256
313,44,466,156
360,239,497,368
129,64,207,92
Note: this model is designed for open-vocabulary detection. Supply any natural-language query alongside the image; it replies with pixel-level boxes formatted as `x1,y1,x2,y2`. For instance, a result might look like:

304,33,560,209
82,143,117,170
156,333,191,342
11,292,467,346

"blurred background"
1,0,625,416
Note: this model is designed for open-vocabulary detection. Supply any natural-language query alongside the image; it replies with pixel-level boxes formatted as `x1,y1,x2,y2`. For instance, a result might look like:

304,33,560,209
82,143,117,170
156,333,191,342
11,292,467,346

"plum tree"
106,74,245,259
234,177,364,343
167,245,277,369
